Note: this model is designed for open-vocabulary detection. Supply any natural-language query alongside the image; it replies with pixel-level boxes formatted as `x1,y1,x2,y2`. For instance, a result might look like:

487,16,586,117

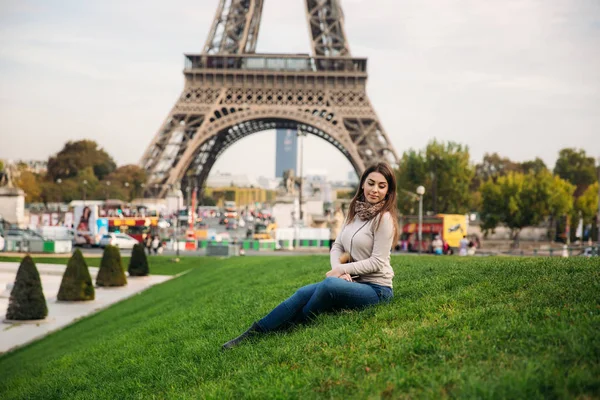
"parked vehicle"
253,222,277,240
98,233,138,249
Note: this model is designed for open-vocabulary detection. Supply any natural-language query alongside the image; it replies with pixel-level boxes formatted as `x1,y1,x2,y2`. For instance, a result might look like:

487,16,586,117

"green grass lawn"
0,255,598,399
0,254,217,276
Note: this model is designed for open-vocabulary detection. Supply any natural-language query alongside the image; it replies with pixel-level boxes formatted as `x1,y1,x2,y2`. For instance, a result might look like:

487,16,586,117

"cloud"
0,0,599,182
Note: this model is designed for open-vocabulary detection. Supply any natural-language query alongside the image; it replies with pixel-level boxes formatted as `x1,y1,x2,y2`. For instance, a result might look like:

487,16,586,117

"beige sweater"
330,212,395,288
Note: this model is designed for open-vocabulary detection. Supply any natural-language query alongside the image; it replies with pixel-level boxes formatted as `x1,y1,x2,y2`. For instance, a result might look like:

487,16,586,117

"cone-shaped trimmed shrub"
6,255,48,320
96,245,127,287
128,243,150,276
57,249,95,301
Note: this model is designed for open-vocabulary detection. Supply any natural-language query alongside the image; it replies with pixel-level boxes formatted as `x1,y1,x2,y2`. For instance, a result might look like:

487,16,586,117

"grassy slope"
0,255,598,399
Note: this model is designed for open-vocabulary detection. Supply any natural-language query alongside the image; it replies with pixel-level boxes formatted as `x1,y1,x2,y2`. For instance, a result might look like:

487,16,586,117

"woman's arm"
334,213,394,276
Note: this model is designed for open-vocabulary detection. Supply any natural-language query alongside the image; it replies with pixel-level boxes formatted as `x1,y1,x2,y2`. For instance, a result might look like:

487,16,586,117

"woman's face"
362,172,389,204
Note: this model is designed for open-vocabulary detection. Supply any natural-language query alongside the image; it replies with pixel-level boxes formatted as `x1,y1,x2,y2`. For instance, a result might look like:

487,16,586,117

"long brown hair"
346,162,399,245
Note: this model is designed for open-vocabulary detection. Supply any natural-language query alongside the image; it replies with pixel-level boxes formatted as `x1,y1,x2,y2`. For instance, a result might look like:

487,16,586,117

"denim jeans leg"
301,277,381,320
257,282,320,332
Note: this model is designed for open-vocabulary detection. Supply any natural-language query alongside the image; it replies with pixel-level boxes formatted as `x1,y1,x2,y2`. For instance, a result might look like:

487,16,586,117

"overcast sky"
0,0,599,181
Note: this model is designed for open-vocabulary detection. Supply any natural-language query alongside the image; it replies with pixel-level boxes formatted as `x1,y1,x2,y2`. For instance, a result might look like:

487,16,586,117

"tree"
426,140,474,214
520,158,548,175
546,174,575,241
6,256,48,320
104,164,147,201
57,249,95,301
96,245,127,287
396,140,473,215
15,171,42,203
395,150,427,215
128,244,150,276
554,148,597,197
574,182,599,225
47,140,116,181
480,171,554,244
77,167,100,200
473,152,521,188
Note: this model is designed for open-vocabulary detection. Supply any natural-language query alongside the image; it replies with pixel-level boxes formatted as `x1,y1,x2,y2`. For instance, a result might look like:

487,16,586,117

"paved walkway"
0,262,173,354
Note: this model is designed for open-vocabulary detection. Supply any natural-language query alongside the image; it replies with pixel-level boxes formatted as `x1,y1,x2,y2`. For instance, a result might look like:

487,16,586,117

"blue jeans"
257,277,393,332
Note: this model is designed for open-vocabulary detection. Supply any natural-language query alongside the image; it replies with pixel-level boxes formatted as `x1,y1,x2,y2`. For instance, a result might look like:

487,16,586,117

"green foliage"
6,255,48,320
574,182,599,225
554,148,598,197
547,174,576,217
103,165,147,201
0,159,4,171
0,256,599,398
520,157,548,175
57,249,95,301
47,140,116,181
480,171,575,239
396,140,474,214
128,244,149,277
473,152,521,188
96,246,127,287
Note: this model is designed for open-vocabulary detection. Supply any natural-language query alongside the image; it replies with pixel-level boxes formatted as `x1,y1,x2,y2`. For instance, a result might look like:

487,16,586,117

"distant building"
257,176,281,190
275,129,297,178
206,171,258,188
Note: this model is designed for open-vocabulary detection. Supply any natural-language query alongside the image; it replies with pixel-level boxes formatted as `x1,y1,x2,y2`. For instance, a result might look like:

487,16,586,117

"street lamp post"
105,181,111,200
416,185,425,255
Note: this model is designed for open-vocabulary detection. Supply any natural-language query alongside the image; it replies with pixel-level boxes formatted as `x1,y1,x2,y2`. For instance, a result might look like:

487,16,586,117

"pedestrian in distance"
459,235,469,256
145,234,153,255
223,162,399,350
151,235,160,255
432,235,443,255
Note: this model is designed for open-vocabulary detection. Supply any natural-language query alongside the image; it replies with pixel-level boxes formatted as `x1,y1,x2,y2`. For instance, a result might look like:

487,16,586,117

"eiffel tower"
140,0,399,197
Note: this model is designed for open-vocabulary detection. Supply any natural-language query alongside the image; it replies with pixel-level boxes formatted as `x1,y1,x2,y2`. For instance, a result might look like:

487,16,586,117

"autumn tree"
15,171,42,202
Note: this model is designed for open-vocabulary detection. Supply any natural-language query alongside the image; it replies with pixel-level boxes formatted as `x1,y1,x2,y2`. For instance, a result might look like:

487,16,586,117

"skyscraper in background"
275,129,297,178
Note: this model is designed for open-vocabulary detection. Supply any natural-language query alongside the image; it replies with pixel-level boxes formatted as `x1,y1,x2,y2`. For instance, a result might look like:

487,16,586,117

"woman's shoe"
222,322,263,350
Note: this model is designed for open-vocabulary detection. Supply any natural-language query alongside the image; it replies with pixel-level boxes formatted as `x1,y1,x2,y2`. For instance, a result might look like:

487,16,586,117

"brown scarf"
355,200,385,220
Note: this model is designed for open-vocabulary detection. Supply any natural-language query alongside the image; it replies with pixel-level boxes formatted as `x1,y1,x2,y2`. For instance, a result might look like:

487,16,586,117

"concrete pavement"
0,262,174,354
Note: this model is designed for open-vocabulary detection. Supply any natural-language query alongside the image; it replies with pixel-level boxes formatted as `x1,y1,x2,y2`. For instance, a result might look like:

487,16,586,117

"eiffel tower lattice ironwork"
140,0,399,197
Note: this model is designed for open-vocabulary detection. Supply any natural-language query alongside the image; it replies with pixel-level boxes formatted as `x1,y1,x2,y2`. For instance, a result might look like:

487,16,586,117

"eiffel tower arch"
140,0,399,197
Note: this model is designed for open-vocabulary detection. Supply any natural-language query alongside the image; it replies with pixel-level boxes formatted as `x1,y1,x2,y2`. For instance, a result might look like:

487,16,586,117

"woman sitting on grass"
223,162,399,350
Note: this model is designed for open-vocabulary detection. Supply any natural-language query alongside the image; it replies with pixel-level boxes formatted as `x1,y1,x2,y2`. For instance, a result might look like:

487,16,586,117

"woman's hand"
326,267,347,280
339,273,353,282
